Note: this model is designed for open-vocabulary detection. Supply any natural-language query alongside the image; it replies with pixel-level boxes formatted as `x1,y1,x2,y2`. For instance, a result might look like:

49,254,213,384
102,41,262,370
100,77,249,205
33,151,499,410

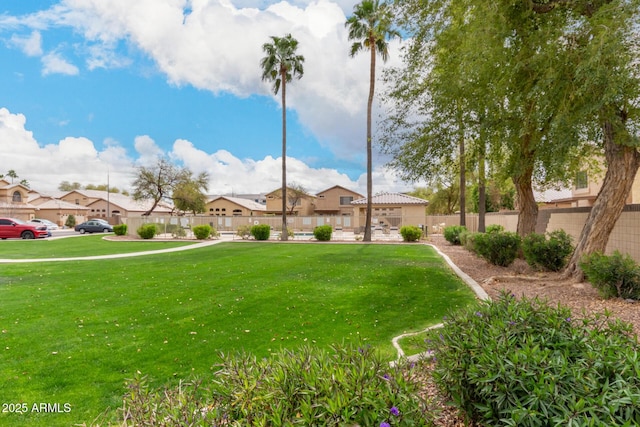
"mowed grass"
0,234,195,259
0,241,477,426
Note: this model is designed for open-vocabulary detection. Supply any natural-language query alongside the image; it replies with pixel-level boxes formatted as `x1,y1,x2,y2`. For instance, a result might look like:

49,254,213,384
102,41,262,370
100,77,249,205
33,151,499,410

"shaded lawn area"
0,242,477,426
0,234,196,259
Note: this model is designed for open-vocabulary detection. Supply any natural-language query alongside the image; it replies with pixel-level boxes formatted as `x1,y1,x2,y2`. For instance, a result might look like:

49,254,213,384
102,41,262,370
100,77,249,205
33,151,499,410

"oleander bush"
250,224,271,240
426,292,640,426
113,224,127,236
400,225,423,242
313,224,333,241
522,230,573,271
137,223,158,240
121,343,434,426
580,251,640,300
443,225,467,245
192,224,212,240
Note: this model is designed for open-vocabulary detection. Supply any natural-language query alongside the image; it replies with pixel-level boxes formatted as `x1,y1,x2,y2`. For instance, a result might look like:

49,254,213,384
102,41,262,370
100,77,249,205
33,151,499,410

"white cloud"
41,51,79,75
0,106,411,196
25,0,402,161
10,30,43,56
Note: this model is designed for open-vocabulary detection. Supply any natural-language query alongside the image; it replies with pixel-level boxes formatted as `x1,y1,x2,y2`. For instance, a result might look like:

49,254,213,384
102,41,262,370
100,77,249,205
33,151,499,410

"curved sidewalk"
0,239,224,263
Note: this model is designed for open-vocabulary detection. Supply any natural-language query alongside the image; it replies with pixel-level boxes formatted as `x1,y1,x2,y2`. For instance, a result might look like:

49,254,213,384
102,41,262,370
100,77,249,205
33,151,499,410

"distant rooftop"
351,192,428,205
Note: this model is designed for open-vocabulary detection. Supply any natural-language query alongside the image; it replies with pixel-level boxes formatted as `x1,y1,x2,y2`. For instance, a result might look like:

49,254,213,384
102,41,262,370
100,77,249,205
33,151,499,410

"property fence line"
425,205,640,263
122,214,429,238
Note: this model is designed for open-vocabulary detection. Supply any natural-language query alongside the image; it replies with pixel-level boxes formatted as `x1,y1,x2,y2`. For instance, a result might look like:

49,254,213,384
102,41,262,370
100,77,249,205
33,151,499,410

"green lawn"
0,234,195,259
0,241,477,426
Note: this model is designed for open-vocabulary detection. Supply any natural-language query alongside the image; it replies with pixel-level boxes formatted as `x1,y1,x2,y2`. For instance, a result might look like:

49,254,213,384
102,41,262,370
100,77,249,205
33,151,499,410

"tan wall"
427,207,640,263
266,194,315,216
315,187,362,214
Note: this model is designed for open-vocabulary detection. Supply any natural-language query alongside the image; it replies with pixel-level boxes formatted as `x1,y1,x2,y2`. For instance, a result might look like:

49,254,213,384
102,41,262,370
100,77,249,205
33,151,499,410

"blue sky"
0,0,411,196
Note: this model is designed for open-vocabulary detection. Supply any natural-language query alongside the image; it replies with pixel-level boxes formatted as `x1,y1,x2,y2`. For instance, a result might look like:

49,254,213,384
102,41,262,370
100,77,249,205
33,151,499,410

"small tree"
65,215,76,228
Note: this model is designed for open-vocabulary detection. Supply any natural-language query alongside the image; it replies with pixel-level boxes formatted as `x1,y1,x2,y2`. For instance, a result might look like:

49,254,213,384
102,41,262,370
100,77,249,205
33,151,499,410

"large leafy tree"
260,34,305,241
132,158,209,216
346,0,399,242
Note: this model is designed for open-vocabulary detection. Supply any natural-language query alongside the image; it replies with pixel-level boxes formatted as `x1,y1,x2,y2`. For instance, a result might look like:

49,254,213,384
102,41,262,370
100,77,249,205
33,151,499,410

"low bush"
522,230,573,271
443,225,467,245
313,224,333,241
122,343,433,426
136,223,157,240
192,224,212,240
472,231,521,267
250,224,271,240
427,292,640,426
400,225,422,242
580,251,640,300
65,214,76,228
113,224,127,236
485,224,504,234
236,224,252,239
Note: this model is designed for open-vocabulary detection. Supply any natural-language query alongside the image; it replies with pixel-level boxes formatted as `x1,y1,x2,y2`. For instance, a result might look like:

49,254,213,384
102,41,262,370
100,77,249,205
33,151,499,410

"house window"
12,191,22,202
339,196,353,205
233,209,242,216
575,171,588,189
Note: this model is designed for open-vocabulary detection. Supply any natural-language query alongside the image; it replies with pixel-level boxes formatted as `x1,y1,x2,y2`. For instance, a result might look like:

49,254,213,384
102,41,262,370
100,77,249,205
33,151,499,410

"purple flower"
380,423,391,427
382,373,390,380
390,406,400,416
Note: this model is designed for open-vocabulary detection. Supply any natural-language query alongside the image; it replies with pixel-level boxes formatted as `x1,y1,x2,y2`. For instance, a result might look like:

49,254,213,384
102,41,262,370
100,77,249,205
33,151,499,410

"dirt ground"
423,235,639,426
428,235,640,335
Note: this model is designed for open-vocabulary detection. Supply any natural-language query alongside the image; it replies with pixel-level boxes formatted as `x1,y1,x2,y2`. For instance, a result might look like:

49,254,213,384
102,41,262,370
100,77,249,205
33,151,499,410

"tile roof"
209,196,266,211
351,192,428,205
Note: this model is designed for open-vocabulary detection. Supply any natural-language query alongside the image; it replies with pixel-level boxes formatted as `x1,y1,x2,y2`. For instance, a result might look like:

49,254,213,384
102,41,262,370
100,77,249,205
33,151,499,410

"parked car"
28,218,59,230
0,217,50,239
75,220,114,234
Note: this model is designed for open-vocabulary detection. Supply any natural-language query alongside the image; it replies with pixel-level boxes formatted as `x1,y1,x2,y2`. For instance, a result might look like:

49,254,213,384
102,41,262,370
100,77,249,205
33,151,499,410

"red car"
0,217,49,239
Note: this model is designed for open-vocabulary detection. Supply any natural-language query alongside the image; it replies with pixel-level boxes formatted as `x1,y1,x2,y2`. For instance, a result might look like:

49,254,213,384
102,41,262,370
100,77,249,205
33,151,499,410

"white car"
29,218,59,230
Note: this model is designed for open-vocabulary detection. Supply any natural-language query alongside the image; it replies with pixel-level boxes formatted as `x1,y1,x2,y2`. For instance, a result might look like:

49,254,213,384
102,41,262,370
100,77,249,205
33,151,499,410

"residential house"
265,187,316,216
58,189,172,223
0,179,38,220
28,192,90,227
351,192,428,232
205,196,266,217
314,185,363,216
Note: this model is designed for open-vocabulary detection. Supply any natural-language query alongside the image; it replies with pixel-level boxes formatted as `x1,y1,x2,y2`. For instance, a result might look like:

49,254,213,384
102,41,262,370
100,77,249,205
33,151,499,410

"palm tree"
260,34,305,241
346,0,399,242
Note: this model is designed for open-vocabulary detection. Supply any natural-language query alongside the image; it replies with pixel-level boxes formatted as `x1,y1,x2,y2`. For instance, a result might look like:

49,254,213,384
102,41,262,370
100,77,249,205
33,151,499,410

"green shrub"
400,225,422,242
65,214,76,228
427,292,640,426
192,224,212,240
250,224,271,240
113,224,127,236
443,225,467,245
313,224,333,241
461,231,479,252
580,251,640,300
485,224,504,234
122,343,433,426
472,231,521,266
236,224,252,239
137,223,158,240
522,230,573,271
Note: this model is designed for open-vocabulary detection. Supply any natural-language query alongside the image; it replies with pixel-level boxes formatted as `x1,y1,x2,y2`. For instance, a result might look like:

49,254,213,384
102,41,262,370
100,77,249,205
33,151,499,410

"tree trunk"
458,118,466,227
280,72,288,241
564,120,640,280
514,135,537,236
363,39,376,242
478,147,486,233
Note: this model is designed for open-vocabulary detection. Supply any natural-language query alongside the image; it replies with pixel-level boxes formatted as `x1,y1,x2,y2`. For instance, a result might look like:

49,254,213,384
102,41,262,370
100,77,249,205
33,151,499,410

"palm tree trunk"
281,72,288,241
363,39,375,242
